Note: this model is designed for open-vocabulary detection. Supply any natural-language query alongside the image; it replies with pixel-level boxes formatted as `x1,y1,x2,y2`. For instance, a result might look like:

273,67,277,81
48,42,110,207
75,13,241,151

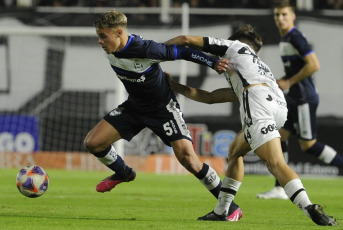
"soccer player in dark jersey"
257,0,343,200
83,9,242,221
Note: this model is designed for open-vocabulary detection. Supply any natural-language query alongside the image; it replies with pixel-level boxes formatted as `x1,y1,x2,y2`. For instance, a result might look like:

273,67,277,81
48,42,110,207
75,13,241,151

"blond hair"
93,9,127,29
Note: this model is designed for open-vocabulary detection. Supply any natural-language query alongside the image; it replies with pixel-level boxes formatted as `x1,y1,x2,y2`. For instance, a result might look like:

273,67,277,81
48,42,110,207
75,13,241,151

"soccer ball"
16,165,49,198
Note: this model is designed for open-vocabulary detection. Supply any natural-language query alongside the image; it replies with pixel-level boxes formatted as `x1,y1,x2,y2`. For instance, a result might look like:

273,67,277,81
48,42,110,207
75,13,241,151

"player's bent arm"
206,88,238,104
288,52,320,86
164,72,237,104
175,84,236,104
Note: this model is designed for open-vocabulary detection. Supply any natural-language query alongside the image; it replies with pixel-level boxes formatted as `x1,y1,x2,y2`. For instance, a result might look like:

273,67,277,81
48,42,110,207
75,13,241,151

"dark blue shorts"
283,98,318,140
104,98,193,146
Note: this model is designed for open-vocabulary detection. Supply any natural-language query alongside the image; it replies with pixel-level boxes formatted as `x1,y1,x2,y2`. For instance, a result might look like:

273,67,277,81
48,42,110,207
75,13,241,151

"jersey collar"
119,34,133,53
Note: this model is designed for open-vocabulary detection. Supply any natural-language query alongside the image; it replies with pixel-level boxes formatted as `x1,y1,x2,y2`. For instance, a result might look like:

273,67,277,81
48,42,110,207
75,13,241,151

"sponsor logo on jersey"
109,107,123,116
117,74,146,83
191,53,213,66
238,46,274,80
261,124,278,134
266,94,287,107
284,60,291,67
134,62,144,71
276,99,287,107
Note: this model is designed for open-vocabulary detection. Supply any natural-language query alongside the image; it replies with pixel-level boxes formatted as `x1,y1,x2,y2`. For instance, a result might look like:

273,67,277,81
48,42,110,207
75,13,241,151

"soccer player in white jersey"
257,0,343,200
164,24,337,225
83,9,242,221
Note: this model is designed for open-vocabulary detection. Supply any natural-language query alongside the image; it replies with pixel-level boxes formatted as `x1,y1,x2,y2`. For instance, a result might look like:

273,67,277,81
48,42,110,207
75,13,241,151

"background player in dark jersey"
83,9,242,221
257,0,343,200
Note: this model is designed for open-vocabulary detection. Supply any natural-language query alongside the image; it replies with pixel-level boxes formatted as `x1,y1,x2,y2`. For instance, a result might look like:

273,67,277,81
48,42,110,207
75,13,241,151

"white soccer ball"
16,165,49,198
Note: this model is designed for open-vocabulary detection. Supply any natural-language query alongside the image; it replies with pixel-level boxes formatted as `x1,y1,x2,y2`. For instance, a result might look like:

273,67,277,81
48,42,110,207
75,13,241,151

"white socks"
318,145,337,164
97,145,118,165
283,179,312,216
198,165,222,191
214,177,241,215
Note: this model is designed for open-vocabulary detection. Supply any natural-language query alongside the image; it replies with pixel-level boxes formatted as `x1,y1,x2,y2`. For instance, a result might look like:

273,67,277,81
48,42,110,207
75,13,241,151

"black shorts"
104,98,193,146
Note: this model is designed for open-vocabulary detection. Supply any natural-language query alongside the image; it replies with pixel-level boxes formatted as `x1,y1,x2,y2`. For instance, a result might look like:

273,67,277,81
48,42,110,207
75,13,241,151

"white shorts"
240,85,288,151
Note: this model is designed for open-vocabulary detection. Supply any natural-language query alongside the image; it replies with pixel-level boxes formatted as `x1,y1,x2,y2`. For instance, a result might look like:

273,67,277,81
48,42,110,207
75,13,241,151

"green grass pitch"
0,168,341,230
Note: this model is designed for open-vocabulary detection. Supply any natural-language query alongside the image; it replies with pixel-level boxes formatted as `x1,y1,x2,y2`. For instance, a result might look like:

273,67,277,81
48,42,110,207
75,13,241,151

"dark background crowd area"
0,0,342,10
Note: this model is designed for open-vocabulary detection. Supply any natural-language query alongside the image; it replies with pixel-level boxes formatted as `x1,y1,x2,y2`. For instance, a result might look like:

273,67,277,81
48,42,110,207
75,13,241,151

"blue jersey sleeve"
144,40,218,69
118,35,218,69
291,30,313,58
174,46,218,69
144,41,176,60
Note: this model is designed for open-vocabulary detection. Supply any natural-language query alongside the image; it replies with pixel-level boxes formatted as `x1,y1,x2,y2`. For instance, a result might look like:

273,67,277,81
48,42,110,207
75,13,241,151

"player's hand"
215,58,229,74
277,78,291,92
164,71,175,90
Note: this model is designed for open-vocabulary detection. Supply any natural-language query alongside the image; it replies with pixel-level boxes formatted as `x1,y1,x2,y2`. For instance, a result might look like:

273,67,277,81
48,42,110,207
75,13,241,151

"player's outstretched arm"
164,35,204,50
164,72,238,104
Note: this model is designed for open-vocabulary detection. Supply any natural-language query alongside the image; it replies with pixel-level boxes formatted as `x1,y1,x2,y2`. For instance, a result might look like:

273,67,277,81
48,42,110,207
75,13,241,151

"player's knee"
228,145,245,161
83,137,94,153
265,159,285,174
83,136,103,153
228,149,236,162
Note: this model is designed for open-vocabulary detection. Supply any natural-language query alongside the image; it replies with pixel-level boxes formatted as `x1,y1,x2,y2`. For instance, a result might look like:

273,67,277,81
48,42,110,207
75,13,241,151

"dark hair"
228,24,263,53
273,0,295,11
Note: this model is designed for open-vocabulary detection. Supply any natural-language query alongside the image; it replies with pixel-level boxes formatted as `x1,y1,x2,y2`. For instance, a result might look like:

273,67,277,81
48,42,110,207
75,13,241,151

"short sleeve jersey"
202,37,282,103
279,27,318,103
107,34,218,113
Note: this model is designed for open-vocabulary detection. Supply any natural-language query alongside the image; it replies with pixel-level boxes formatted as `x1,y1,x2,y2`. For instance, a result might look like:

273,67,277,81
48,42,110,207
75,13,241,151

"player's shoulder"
130,34,144,43
289,27,308,41
207,37,232,46
131,34,162,47
127,34,156,50
283,27,310,50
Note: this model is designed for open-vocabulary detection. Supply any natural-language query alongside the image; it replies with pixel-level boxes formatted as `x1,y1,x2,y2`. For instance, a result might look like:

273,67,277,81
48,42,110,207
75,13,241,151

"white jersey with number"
203,37,288,151
204,38,283,104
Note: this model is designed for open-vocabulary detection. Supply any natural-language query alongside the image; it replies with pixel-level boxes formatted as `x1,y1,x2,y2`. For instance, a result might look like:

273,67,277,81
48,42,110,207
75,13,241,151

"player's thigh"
104,107,144,142
279,127,290,141
255,137,285,166
84,119,121,151
146,99,193,146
